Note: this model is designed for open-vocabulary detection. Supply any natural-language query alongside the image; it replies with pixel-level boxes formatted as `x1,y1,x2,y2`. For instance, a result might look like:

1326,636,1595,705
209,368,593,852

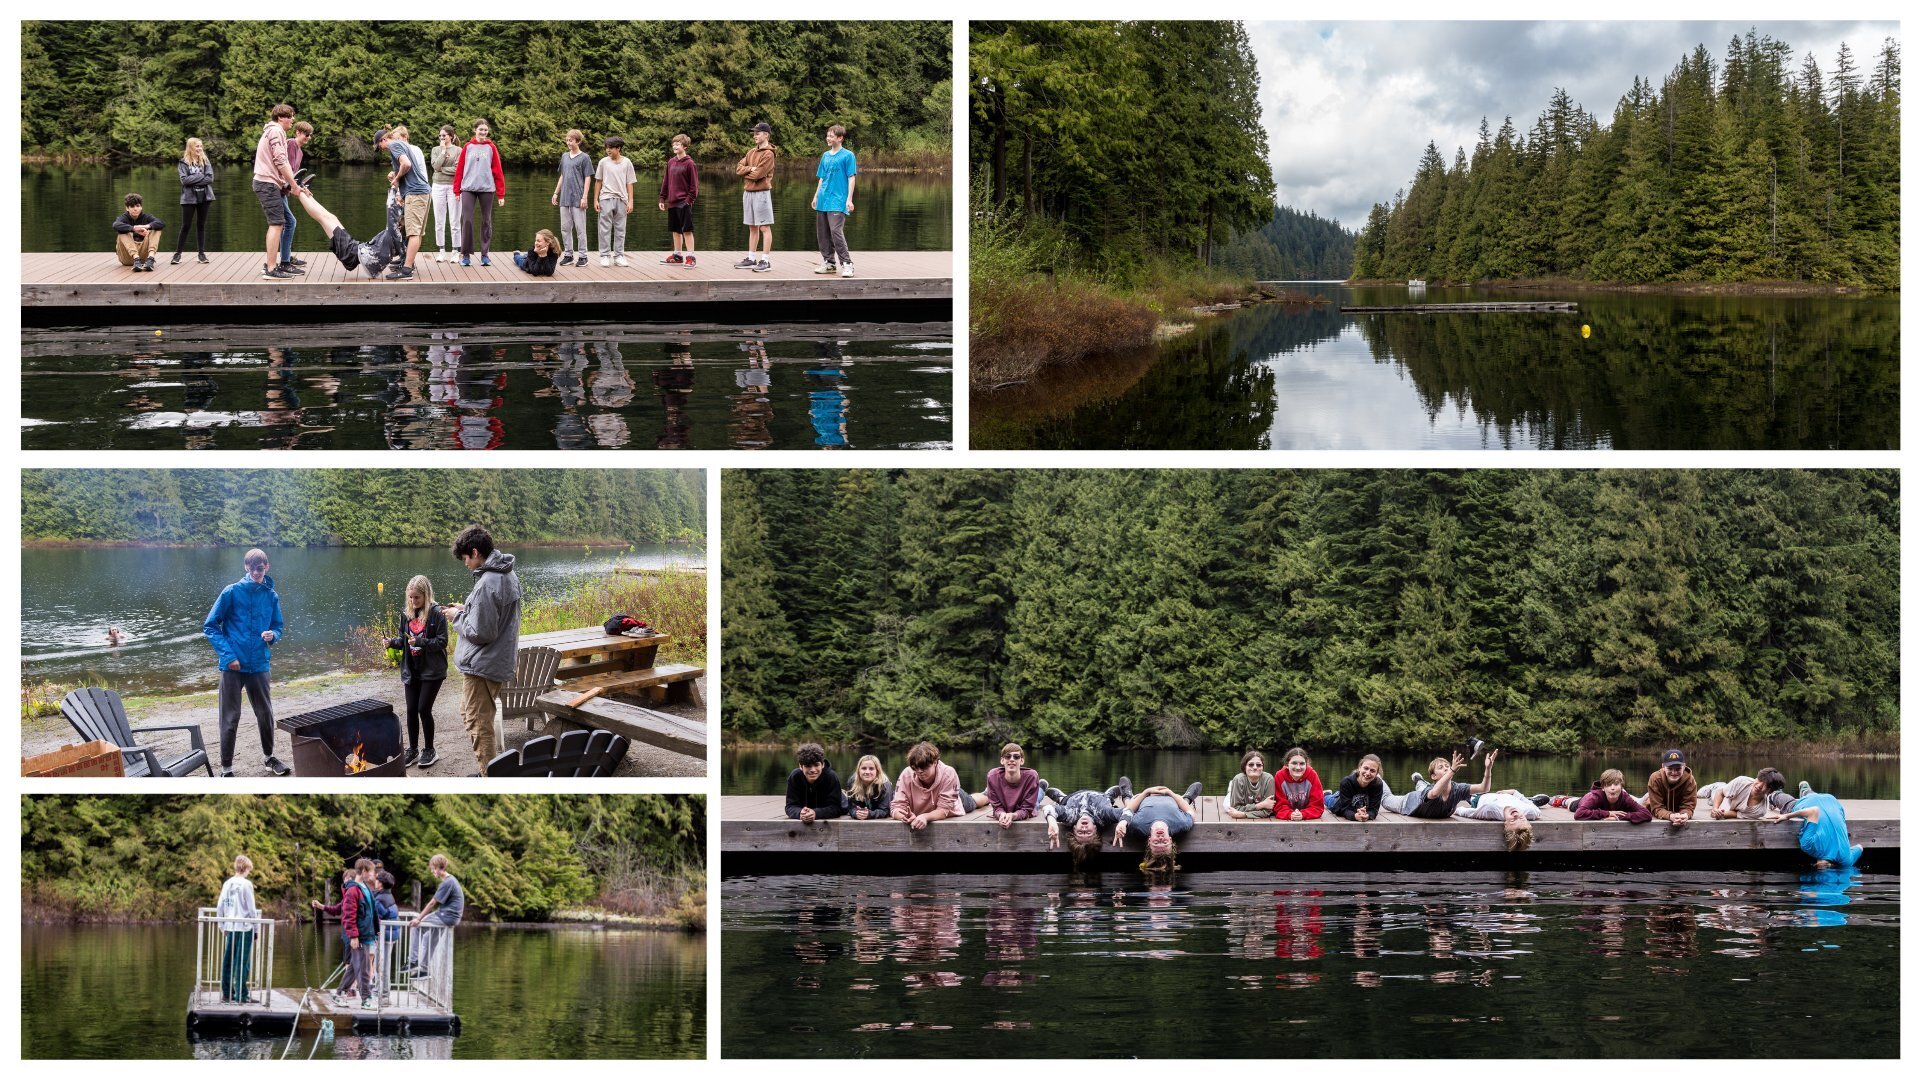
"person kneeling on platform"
290,185,408,280
113,193,166,272
512,229,561,276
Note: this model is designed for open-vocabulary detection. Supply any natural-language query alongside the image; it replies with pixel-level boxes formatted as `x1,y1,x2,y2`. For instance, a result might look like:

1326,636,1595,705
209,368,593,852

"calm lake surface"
21,544,699,694
23,921,705,1059
721,747,1901,800
21,324,952,451
23,162,951,254
721,869,1897,1057
972,283,1898,450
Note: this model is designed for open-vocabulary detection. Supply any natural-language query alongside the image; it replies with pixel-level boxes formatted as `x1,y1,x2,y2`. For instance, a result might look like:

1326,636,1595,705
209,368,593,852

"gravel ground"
24,668,706,778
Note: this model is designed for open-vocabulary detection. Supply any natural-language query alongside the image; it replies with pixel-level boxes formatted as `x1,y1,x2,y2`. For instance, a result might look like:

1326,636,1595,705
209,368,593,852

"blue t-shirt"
391,140,433,196
815,147,858,214
1125,794,1194,837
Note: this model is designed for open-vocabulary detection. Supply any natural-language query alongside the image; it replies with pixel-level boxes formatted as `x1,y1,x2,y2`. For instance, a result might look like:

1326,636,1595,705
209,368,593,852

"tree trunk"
1021,133,1033,213
990,96,1008,206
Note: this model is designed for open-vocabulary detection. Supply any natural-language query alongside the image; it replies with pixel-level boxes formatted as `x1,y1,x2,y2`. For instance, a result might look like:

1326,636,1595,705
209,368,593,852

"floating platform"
1338,301,1578,313
185,987,459,1034
721,795,1898,872
21,250,952,325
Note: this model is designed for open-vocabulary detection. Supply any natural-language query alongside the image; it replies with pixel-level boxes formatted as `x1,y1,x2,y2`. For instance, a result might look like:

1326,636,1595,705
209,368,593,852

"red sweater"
1276,767,1325,819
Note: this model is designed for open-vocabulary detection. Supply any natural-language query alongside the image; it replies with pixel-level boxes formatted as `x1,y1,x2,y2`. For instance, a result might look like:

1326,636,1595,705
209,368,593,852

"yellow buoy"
154,329,164,336
377,582,385,593
1581,324,1591,338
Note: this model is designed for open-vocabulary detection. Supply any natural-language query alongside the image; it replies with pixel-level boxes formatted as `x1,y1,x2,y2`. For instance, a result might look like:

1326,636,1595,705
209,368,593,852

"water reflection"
24,325,952,451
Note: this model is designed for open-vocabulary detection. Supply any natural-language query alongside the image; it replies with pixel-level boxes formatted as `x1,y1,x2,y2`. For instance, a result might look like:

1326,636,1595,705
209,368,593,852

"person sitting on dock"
1274,746,1325,820
844,754,893,820
1110,779,1201,880
112,193,166,272
407,853,465,979
785,742,846,823
1325,754,1386,822
1044,786,1126,870
968,742,1042,829
1223,749,1276,819
1645,748,1699,827
1767,787,1862,869
287,186,409,279
1701,768,1794,820
1570,769,1653,822
512,230,561,276
890,741,974,830
214,854,260,1004
1383,747,1498,818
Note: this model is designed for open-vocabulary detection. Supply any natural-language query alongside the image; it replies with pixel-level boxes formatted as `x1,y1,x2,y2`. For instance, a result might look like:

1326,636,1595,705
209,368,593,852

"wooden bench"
554,664,705,706
484,728,631,777
535,690,706,760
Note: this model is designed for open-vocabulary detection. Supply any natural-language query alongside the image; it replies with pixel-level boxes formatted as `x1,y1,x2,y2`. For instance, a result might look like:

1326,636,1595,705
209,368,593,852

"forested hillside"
1221,206,1356,280
21,21,951,166
723,470,1898,751
22,470,704,546
1352,32,1900,286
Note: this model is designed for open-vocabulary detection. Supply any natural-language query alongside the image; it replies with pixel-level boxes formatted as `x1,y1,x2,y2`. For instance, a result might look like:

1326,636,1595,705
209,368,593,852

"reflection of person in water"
805,341,852,448
652,341,695,449
453,348,506,450
729,338,774,450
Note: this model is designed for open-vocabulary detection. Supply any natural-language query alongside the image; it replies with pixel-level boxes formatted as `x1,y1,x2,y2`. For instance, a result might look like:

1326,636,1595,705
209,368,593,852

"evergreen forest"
1351,32,1900,286
21,21,952,166
1220,206,1357,281
723,469,1898,752
21,794,704,921
21,470,704,547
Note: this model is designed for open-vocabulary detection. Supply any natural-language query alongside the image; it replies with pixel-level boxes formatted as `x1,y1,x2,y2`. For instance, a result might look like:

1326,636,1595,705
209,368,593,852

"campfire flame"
345,741,369,774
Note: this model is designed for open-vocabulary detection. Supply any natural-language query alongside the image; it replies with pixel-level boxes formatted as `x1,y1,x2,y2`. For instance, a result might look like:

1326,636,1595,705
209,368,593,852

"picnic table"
516,625,707,763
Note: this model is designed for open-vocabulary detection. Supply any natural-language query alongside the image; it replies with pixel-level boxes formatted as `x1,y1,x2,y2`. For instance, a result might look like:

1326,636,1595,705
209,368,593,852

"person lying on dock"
1570,770,1653,822
1110,780,1200,881
1701,768,1794,820
889,741,973,829
113,193,166,272
785,742,846,822
1223,749,1276,819
512,229,561,276
966,742,1043,828
1043,787,1126,870
1645,748,1698,826
1767,786,1861,868
1325,754,1386,821
1452,790,1538,852
1274,746,1325,820
844,754,893,820
1383,748,1498,818
289,186,409,279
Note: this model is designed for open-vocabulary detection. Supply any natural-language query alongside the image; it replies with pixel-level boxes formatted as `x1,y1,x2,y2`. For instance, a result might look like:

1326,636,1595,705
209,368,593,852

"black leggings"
404,678,443,751
179,201,211,254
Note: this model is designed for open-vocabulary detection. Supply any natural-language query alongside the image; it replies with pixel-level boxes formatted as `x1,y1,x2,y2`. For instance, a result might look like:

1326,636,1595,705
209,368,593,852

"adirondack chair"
484,729,631,777
497,646,563,748
59,686,213,777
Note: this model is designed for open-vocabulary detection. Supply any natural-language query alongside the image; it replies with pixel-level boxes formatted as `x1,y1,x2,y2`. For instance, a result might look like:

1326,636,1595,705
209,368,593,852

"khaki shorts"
403,193,431,237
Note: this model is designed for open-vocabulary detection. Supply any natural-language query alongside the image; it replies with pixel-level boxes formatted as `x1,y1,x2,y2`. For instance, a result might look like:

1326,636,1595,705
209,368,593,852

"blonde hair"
404,574,435,620
565,128,584,144
1139,846,1180,881
1503,815,1534,853
233,854,253,874
183,137,209,168
534,228,560,255
430,853,451,871
846,754,887,804
390,124,409,141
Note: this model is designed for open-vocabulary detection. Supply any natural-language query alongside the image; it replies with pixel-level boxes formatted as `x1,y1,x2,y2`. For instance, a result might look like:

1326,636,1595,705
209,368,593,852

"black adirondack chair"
485,728,630,777
59,687,213,777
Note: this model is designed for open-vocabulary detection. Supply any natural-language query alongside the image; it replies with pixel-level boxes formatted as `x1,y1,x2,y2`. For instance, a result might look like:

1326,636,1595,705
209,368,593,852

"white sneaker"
840,262,855,278
615,255,630,267
599,255,611,268
435,251,446,262
814,261,837,275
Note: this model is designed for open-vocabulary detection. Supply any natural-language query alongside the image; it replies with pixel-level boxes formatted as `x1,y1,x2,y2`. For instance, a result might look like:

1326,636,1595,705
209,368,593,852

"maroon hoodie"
1574,782,1652,823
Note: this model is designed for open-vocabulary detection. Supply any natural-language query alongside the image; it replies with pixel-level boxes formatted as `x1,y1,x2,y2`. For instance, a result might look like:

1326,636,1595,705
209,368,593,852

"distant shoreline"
1344,277,1888,296
21,538,701,550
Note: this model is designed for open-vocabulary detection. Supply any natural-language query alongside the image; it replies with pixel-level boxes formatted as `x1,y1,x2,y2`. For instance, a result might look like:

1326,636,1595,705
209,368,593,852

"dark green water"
972,284,1898,450
721,869,1896,1057
23,162,951,253
23,921,705,1059
21,544,698,694
721,747,1901,800
21,326,952,451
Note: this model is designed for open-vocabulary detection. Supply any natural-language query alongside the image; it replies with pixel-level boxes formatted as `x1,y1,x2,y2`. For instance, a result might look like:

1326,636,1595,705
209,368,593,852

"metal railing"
195,907,277,1003
375,914,455,1011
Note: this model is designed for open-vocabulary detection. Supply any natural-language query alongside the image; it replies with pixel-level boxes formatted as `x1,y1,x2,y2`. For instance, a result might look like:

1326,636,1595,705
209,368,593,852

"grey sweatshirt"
452,550,521,684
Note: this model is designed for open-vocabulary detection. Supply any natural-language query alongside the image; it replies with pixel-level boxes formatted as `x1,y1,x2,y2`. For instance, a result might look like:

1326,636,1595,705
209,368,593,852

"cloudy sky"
1251,21,1899,227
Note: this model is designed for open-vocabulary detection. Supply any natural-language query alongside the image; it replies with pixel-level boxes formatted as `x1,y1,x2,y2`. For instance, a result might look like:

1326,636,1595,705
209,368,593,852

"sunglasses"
1002,753,1023,761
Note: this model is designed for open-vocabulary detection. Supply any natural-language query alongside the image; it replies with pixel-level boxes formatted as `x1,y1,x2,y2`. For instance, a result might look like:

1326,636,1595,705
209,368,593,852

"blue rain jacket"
1789,792,1862,868
203,573,285,673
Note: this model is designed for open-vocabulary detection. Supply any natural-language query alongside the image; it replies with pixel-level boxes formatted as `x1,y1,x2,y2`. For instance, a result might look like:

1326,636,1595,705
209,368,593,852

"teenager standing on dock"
202,547,287,776
252,104,301,280
430,126,462,262
378,125,433,280
279,121,312,275
407,853,466,978
214,854,259,1003
173,138,214,265
444,524,520,770
811,124,857,278
386,574,447,769
594,137,636,267
112,194,166,272
1645,749,1698,827
553,128,593,266
659,134,699,266
785,743,846,822
735,122,776,272
454,119,507,267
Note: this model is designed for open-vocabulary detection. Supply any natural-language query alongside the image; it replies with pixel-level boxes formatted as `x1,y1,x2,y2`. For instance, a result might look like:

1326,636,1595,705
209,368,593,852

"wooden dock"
1339,301,1578,313
185,987,458,1034
722,795,1898,869
21,250,951,310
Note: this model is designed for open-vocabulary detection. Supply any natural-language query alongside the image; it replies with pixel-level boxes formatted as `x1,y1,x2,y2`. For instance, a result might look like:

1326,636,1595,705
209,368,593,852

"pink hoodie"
891,762,961,819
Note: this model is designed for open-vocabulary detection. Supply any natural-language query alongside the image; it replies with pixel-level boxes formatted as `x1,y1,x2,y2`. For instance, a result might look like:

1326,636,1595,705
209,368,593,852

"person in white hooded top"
215,854,261,1003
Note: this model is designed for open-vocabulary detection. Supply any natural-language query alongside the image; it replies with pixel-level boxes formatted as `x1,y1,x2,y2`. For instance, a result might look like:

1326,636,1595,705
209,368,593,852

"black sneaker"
277,261,306,276
1530,794,1551,807
1105,776,1133,802
404,748,420,767
197,253,210,264
734,257,758,268
417,747,439,768
1046,787,1068,803
262,264,294,279
1183,781,1204,802
287,256,308,267
264,755,291,776
385,265,416,280
170,252,182,265
291,168,316,188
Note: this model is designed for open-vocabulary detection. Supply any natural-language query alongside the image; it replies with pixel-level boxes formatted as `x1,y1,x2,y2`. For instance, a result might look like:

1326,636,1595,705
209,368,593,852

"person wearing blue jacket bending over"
203,548,288,777
1768,783,1862,868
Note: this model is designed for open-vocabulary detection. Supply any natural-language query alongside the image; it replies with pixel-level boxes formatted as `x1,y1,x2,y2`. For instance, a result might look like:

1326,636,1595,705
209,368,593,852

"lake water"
22,921,705,1059
971,284,1898,450
21,324,953,451
721,747,1901,801
21,544,699,694
720,869,1897,1057
23,162,951,254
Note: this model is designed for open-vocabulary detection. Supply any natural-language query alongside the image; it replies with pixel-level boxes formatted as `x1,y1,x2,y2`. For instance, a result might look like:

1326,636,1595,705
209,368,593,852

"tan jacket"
735,145,776,192
1645,765,1698,819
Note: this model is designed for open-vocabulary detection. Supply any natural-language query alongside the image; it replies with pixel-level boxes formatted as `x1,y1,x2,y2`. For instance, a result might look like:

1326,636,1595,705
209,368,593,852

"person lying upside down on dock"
290,186,409,279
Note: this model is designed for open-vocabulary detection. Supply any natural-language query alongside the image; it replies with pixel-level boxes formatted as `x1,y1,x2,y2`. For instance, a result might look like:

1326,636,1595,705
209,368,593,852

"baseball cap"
752,122,772,133
1660,748,1687,767
372,127,392,145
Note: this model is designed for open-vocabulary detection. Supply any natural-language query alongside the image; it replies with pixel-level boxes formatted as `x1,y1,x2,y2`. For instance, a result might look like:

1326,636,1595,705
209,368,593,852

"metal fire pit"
275,699,406,778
